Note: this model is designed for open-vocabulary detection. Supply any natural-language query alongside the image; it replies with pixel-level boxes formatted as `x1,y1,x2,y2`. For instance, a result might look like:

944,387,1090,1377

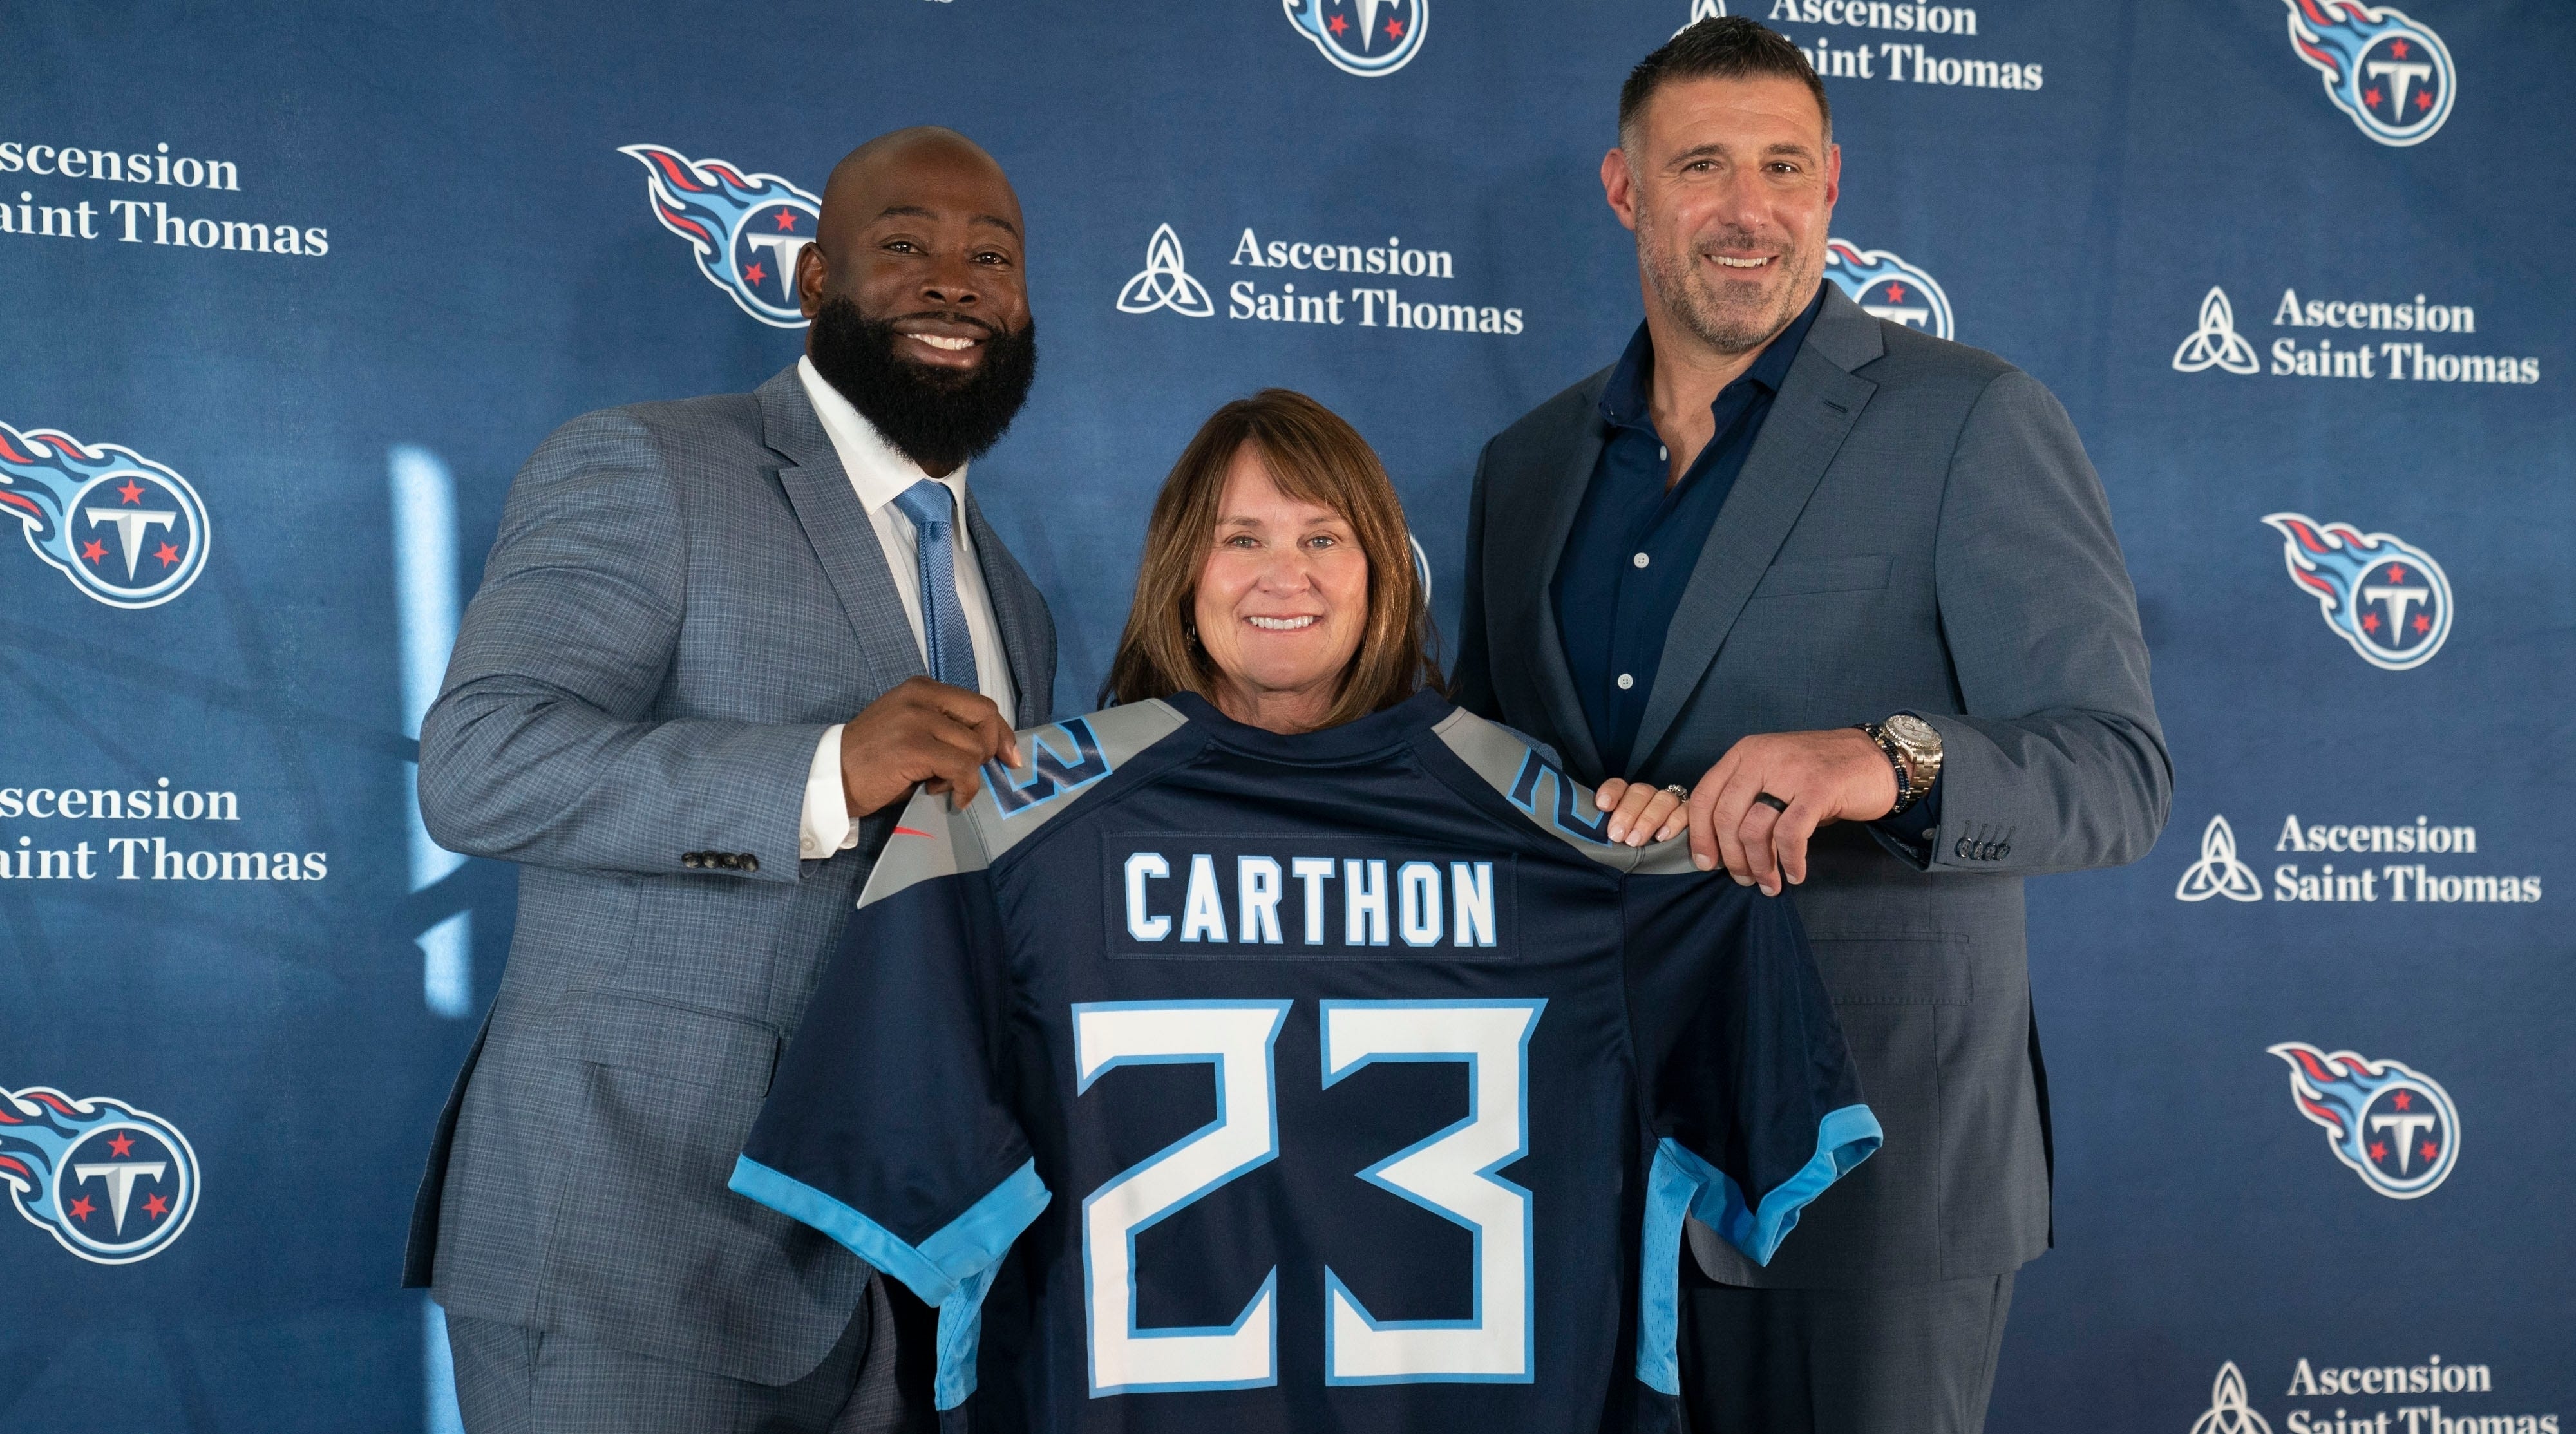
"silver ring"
1663,785,1689,799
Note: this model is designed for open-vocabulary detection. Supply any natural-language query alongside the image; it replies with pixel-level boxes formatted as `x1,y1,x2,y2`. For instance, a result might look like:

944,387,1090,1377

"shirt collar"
1597,279,1828,431
795,354,969,514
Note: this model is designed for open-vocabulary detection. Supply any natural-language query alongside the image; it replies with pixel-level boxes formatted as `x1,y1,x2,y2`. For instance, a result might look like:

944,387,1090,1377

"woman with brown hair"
735,385,1879,1430
1105,386,1678,849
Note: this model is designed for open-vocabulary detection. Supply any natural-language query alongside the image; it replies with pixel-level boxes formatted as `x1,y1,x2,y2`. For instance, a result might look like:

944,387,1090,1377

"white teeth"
1714,256,1769,269
1246,615,1316,631
911,334,976,351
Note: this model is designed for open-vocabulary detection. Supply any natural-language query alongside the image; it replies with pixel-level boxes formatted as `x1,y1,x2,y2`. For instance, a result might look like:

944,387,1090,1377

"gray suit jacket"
401,365,1056,1382
1454,285,2168,1288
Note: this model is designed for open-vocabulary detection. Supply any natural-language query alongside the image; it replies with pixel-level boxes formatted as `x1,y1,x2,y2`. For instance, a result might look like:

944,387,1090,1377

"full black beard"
807,296,1038,474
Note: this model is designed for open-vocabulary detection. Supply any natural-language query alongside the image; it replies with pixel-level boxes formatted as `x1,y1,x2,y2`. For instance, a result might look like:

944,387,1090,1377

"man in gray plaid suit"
403,128,1056,1433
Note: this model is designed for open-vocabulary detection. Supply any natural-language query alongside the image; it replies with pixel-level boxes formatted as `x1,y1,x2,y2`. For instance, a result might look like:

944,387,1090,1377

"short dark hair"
1618,17,1830,149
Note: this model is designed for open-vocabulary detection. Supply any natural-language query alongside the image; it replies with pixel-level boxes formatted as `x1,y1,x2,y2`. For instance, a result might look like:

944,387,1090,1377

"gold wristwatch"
1860,713,1944,815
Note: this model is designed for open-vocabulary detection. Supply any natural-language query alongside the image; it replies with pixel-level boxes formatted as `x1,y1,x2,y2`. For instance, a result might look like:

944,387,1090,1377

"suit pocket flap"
1750,554,1892,598
1808,935,1972,1005
564,995,783,1098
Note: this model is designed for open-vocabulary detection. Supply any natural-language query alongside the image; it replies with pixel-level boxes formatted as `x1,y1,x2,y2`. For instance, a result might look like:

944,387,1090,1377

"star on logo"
1327,11,1347,33
117,479,144,504
743,261,767,287
2412,612,2430,634
2420,1140,2438,1162
2392,1091,2412,1110
144,1192,171,1220
107,1132,134,1157
155,542,181,568
1386,15,1405,37
2416,90,2433,111
81,538,107,564
772,208,799,231
2363,86,2383,107
1885,281,1907,303
68,1196,95,1222
2391,38,2410,58
2362,612,2381,633
2369,1140,2388,1162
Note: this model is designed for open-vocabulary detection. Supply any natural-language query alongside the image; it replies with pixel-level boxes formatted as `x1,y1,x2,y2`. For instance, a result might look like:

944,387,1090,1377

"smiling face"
1605,73,1839,357
801,129,1030,372
1192,444,1372,733
798,129,1038,475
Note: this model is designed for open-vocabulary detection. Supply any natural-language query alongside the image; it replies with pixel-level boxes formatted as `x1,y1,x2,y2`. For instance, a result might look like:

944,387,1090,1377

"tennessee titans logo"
1,1087,201,1263
2266,1044,2459,1198
0,420,210,609
1283,0,1426,77
2282,0,2455,146
1823,240,1953,340
2260,513,2452,670
621,144,821,328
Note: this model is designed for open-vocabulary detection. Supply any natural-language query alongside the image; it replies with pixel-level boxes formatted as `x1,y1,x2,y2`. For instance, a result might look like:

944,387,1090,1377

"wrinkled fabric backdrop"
3,1,2568,1429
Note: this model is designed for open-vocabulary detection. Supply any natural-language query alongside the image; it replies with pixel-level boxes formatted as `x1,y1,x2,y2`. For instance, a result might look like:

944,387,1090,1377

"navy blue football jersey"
734,691,1879,1432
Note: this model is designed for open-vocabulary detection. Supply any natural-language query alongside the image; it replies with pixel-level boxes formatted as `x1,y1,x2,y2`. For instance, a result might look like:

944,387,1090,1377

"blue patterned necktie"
891,478,980,694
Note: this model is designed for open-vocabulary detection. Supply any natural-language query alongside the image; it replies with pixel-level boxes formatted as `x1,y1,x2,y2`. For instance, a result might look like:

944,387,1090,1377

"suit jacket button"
719,853,741,870
1954,836,1972,860
1996,842,2011,859
740,854,760,874
682,853,703,869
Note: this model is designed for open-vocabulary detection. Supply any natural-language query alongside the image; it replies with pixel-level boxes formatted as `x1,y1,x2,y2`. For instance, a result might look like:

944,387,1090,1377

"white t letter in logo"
2365,59,2432,117
2362,582,2429,637
72,1160,167,1235
743,234,812,302
2368,1111,2438,1174
86,506,176,580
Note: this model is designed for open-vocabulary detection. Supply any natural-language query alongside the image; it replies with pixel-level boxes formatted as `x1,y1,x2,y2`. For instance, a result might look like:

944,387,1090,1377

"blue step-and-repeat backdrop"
4,1,2569,1429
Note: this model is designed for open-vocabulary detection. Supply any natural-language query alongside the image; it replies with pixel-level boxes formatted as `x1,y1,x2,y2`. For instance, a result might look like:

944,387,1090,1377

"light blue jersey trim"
729,1155,1051,1410
1633,1106,1883,1395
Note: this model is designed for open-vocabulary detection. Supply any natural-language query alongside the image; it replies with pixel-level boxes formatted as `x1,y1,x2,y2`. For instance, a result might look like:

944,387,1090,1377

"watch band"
1857,722,1918,816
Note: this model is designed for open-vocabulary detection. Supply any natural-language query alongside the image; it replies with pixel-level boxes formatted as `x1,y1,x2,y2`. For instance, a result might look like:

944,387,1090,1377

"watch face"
1886,713,1937,747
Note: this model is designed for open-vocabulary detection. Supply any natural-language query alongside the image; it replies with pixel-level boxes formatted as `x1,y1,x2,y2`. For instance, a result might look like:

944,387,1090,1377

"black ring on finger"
1753,791,1790,813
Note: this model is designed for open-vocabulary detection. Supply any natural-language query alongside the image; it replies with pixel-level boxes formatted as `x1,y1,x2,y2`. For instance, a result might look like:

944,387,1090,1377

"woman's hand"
1591,777,1692,847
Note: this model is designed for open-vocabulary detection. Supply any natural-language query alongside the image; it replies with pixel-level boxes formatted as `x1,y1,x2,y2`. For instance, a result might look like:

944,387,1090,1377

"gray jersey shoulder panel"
962,701,1193,863
853,788,984,910
1431,707,1682,873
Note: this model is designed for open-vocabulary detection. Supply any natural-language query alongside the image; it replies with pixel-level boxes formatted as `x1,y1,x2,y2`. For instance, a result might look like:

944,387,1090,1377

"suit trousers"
445,1275,931,1434
1679,1266,2016,1434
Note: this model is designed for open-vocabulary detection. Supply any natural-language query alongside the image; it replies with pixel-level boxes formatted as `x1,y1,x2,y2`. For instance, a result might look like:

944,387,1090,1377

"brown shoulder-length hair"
1101,388,1445,727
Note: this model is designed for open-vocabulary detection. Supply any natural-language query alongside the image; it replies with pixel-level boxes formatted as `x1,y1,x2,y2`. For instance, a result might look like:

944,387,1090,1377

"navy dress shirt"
1551,285,1940,837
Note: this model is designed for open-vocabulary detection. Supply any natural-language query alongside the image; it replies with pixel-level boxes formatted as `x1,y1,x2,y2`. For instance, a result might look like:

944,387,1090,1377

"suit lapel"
1627,292,1884,768
1506,374,1611,779
963,491,1054,727
757,367,927,695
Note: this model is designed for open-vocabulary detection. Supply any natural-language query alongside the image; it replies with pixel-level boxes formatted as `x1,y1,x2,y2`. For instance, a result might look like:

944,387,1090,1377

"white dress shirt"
795,356,1019,858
